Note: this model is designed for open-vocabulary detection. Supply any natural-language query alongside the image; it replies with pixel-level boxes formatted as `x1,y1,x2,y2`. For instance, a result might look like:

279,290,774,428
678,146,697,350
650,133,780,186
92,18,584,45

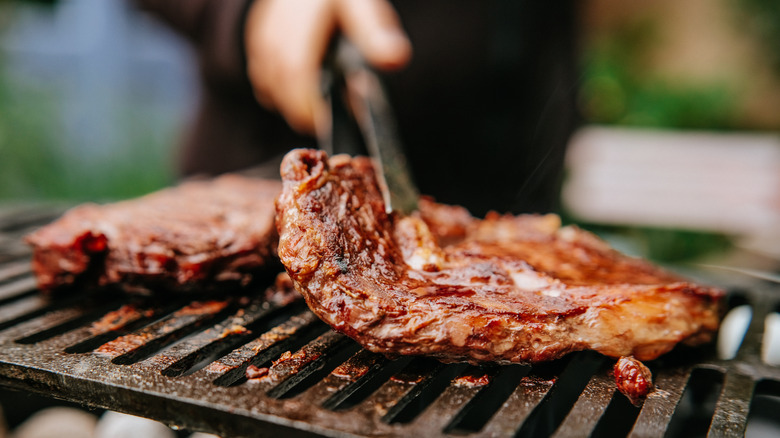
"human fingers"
245,0,335,134
336,0,411,71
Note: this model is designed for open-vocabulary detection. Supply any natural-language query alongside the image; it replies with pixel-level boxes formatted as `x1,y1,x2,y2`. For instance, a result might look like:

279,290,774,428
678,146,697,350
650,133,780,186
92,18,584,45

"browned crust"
614,356,654,404
276,149,724,364
26,175,282,293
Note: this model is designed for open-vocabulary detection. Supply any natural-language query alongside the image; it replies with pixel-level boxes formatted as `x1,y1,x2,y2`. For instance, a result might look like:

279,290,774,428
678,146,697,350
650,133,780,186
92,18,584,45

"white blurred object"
94,412,174,438
189,433,220,438
763,312,780,366
717,305,751,360
13,407,95,438
563,127,780,237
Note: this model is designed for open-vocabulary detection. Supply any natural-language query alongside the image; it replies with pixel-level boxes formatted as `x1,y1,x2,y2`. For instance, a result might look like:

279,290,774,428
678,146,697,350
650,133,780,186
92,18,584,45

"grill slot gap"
110,300,238,365
746,379,780,437
514,352,604,437
14,298,127,344
322,355,413,411
725,290,749,309
382,360,469,424
664,367,724,438
162,301,308,377
589,388,640,437
266,334,361,399
212,317,329,387
444,364,529,434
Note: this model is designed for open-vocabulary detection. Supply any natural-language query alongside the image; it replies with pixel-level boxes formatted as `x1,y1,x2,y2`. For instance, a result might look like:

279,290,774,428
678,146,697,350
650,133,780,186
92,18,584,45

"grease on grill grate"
0,205,778,438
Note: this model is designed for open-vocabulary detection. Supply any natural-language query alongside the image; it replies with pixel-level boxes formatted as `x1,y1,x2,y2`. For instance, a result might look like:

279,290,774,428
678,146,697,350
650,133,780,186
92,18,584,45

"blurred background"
1,0,779,265
0,1,779,436
0,0,195,201
567,0,780,267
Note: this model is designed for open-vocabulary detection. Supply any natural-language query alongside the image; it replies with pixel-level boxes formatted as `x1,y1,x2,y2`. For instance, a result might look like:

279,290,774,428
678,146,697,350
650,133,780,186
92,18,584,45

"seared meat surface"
276,149,724,364
27,175,281,293
614,356,654,405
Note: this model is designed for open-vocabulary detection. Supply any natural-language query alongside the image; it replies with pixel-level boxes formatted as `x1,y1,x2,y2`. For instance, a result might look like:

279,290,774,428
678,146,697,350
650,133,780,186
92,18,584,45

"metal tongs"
319,40,419,215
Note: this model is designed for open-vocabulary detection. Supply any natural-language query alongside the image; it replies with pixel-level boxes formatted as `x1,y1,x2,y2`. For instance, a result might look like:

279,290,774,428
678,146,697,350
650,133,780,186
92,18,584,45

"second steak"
26,175,282,293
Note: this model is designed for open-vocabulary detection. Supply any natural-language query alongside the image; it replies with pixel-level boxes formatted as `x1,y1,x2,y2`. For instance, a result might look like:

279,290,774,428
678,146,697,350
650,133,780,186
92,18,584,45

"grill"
0,204,778,437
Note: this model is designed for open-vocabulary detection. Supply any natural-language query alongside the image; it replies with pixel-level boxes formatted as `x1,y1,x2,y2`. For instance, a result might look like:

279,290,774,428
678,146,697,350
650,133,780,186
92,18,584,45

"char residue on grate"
0,204,778,438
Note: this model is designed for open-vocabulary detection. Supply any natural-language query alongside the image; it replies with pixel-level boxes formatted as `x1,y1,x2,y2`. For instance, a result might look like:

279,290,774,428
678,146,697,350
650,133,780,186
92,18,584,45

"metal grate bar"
0,239,31,262
443,364,529,435
513,353,605,437
0,294,63,332
406,365,495,435
0,261,32,285
0,205,64,265
707,372,755,437
210,311,325,387
352,358,442,422
0,235,32,258
480,372,555,437
314,349,393,409
735,292,775,362
629,366,692,437
551,372,615,437
97,299,235,364
13,297,127,345
0,205,64,232
379,362,467,425
0,277,38,303
63,299,187,354
158,297,291,377
265,331,357,399
0,205,779,438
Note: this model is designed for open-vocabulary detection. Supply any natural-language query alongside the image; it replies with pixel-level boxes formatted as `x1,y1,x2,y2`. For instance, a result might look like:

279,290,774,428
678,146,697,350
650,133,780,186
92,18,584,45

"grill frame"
0,204,778,438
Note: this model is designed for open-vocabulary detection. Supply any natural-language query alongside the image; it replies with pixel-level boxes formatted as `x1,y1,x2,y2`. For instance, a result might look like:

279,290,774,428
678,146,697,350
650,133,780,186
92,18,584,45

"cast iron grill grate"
0,204,778,437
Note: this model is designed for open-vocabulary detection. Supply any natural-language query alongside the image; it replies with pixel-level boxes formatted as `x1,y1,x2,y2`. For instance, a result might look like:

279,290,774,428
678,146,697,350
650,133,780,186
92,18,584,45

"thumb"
336,0,412,70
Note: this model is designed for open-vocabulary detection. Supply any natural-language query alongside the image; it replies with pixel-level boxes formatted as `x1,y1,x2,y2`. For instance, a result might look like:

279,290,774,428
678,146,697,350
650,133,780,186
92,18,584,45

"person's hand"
245,0,412,135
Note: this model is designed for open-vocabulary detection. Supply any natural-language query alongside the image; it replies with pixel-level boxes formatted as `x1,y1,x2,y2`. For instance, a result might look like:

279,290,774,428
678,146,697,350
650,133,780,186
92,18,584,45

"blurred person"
134,0,578,216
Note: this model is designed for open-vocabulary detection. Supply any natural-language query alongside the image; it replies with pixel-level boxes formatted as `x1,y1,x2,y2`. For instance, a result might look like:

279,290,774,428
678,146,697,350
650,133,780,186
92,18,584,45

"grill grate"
0,204,778,437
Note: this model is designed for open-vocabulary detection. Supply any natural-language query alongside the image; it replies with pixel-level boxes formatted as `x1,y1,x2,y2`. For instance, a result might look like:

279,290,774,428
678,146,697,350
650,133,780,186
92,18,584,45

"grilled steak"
276,149,724,364
27,175,281,293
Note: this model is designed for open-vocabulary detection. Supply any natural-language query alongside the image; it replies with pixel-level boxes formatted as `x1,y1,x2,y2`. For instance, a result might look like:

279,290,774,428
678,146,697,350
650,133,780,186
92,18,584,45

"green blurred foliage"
579,20,738,130
637,228,733,262
0,60,65,199
0,55,175,202
736,0,780,74
575,19,742,263
606,226,731,263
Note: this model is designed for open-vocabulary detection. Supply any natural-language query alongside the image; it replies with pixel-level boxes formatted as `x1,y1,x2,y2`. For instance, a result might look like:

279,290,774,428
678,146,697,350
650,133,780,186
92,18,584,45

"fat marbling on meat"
275,149,724,365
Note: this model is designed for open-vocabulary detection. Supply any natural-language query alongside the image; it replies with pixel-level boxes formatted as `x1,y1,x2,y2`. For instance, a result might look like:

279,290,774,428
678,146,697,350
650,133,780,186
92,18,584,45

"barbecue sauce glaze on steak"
27,175,282,293
276,149,724,365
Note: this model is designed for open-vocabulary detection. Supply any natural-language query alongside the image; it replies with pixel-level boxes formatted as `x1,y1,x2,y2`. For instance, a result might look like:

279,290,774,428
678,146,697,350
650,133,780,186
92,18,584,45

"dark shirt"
135,0,579,217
